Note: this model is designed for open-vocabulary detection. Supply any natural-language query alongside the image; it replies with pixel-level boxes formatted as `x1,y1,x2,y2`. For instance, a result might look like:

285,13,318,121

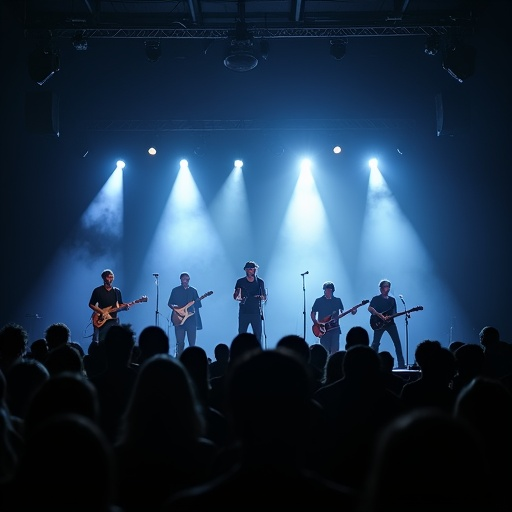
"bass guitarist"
311,281,355,355
368,279,406,369
168,272,203,357
89,268,130,342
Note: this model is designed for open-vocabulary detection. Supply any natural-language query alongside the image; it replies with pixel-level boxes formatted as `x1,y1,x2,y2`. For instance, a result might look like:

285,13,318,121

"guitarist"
89,269,130,342
168,272,202,358
368,279,406,369
311,281,354,355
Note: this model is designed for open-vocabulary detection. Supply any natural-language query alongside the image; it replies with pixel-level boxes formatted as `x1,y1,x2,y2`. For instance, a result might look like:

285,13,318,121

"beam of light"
356,162,469,361
17,165,125,349
264,165,354,346
133,164,234,355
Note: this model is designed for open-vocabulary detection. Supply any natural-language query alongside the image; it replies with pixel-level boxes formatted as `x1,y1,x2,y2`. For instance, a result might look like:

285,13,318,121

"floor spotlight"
330,39,347,60
145,40,161,63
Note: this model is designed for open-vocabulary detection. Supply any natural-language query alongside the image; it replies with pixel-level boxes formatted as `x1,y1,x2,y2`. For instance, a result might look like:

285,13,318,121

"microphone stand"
258,277,267,350
153,273,160,326
301,271,309,341
400,295,409,368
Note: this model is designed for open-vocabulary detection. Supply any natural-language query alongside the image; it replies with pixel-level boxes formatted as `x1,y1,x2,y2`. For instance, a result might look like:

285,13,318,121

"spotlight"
72,32,88,51
330,39,347,60
145,40,161,63
28,47,60,85
224,22,258,72
442,41,476,82
424,35,439,56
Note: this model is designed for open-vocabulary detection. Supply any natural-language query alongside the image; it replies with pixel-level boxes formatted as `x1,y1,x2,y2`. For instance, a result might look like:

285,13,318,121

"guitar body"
370,306,424,331
91,296,148,329
312,300,369,338
171,291,213,327
92,307,115,329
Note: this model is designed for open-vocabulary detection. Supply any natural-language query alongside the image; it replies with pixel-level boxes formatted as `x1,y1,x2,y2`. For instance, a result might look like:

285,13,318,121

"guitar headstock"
410,306,423,312
138,296,148,303
203,290,213,298
361,299,369,305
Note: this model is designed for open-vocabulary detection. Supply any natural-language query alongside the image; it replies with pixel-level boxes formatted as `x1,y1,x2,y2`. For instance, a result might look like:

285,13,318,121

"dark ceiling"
11,0,483,39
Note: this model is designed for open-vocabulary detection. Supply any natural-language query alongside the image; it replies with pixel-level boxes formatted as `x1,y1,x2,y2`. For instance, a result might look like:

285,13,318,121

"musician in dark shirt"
233,261,266,344
368,279,406,369
311,282,345,355
168,272,202,357
89,269,129,342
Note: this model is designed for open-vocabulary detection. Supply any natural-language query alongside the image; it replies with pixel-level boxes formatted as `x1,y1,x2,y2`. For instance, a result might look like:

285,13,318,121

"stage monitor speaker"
435,91,470,137
25,91,60,136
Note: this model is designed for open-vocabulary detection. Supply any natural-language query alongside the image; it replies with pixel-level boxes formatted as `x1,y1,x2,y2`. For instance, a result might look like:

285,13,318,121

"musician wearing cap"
233,261,266,344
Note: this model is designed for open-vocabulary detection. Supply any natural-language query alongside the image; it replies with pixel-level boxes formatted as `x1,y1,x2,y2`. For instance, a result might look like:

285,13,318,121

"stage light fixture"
224,22,258,72
330,39,347,60
145,40,161,63
72,32,88,50
442,41,476,82
28,47,60,85
424,35,439,56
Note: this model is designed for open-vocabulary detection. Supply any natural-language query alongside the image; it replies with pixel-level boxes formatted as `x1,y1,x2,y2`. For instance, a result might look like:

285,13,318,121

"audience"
0,318,511,512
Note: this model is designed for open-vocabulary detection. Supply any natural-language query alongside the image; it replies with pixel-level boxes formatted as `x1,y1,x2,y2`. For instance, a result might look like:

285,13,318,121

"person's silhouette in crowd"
322,350,346,386
313,345,405,492
164,348,357,511
44,322,71,352
4,413,120,512
4,358,49,420
209,332,262,415
88,324,138,444
23,371,100,440
451,343,485,396
308,343,328,390
208,343,230,379
44,343,85,377
344,325,370,350
0,323,28,376
448,340,465,353
180,345,229,448
114,354,217,512
136,325,170,366
25,338,48,364
455,376,512,512
378,350,406,397
361,407,496,512
479,325,512,380
0,369,24,485
401,340,456,413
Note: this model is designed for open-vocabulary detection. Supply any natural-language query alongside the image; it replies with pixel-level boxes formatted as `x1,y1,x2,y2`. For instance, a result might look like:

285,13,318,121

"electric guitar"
312,299,369,338
91,296,148,329
171,291,213,326
370,305,423,331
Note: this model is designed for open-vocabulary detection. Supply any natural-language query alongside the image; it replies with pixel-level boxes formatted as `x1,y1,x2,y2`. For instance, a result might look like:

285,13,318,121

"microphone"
301,271,309,276
399,294,405,304
153,273,159,277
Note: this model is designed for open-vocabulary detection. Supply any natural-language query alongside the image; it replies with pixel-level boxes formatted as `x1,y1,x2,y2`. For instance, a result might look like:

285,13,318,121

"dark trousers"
174,322,196,358
371,322,405,368
238,313,262,344
320,329,340,355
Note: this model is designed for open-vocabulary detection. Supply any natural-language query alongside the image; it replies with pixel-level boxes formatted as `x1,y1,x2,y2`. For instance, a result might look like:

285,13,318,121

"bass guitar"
312,299,369,338
92,296,148,329
171,290,213,326
370,305,423,331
